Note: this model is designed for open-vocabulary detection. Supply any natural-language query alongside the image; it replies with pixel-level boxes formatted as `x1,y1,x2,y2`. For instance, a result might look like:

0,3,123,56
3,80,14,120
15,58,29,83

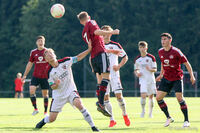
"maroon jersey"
29,48,49,78
82,20,106,58
158,46,187,81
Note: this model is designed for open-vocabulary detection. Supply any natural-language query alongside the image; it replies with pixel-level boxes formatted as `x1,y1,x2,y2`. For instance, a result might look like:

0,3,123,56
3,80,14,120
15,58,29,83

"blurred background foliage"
0,0,200,97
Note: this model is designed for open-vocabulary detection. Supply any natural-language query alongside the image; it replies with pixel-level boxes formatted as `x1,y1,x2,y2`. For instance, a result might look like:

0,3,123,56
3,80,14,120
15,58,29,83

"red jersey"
29,48,49,78
82,20,106,58
158,46,188,81
15,78,23,91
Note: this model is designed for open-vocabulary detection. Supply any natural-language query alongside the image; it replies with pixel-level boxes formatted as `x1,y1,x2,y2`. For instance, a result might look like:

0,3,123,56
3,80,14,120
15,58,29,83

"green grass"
0,97,199,133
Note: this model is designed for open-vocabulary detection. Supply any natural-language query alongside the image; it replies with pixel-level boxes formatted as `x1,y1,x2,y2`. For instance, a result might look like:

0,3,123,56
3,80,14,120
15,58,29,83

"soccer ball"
50,4,65,18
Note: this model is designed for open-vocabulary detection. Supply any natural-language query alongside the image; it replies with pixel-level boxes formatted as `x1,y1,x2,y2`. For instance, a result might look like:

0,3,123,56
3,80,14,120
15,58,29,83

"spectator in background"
14,72,24,98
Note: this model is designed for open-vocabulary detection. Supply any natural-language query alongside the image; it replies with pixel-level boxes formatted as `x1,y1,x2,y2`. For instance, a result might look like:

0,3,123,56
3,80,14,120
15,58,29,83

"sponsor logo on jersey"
62,65,66,69
59,71,68,79
164,59,170,66
38,56,43,62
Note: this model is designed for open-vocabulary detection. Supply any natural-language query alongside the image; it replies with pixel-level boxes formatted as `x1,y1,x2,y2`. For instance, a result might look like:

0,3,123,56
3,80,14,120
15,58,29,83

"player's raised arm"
94,29,120,36
76,40,92,61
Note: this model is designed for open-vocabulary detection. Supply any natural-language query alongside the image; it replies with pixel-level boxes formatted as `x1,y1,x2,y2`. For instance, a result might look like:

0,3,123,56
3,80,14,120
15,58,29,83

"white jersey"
104,41,127,78
134,53,157,84
48,57,77,99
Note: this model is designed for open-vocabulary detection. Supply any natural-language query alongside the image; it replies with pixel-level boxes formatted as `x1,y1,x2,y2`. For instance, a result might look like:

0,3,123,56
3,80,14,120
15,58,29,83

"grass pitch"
0,97,199,133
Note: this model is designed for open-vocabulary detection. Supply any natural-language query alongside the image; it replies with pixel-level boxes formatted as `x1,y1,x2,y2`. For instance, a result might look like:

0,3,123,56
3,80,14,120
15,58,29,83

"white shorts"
106,77,122,95
50,91,80,112
140,82,156,95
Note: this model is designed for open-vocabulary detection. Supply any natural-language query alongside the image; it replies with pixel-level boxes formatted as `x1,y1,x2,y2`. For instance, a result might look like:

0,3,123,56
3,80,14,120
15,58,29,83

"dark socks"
30,94,37,110
157,100,170,118
44,97,49,113
99,79,109,105
179,100,189,121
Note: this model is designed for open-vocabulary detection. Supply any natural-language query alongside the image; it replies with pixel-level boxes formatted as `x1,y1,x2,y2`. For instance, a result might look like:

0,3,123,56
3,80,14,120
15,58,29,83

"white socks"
44,115,50,123
149,99,154,117
105,100,114,120
117,98,126,116
80,108,95,127
141,98,146,113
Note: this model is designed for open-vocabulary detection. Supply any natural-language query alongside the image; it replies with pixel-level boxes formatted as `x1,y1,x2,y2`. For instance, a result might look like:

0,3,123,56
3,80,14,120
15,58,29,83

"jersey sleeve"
150,55,157,69
180,53,188,64
151,61,157,69
89,20,100,36
177,49,188,64
119,49,127,58
114,43,127,57
134,61,140,70
29,51,34,62
48,74,54,86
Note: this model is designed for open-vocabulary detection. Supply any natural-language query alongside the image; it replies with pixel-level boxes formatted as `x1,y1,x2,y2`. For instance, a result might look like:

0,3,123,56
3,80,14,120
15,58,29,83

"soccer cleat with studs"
123,115,130,126
35,119,46,129
109,120,117,127
164,117,174,127
96,102,112,117
32,109,39,116
91,126,100,132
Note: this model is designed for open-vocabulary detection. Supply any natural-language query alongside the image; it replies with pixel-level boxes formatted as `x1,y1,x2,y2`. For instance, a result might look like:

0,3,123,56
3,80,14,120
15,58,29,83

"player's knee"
156,96,162,101
49,116,56,122
104,94,109,101
74,98,84,110
29,89,35,94
176,97,183,102
115,93,122,100
100,79,109,92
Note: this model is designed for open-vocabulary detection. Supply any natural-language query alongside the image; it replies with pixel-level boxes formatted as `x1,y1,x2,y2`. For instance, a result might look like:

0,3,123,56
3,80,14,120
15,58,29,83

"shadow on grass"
0,127,93,132
101,127,147,131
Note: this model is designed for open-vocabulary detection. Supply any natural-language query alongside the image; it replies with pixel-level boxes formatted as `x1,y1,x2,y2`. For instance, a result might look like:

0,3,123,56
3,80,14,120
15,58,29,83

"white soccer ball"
50,4,65,18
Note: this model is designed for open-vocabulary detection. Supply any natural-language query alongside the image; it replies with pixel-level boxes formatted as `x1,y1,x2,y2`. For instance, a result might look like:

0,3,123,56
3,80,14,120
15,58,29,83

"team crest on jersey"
62,65,67,69
38,56,43,62
146,59,149,62
169,55,174,59
109,47,113,49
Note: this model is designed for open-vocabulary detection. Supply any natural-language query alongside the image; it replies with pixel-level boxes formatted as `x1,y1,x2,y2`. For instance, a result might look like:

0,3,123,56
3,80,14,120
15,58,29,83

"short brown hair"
101,25,113,31
138,41,148,47
77,11,89,21
37,35,45,41
161,33,172,39
44,48,55,57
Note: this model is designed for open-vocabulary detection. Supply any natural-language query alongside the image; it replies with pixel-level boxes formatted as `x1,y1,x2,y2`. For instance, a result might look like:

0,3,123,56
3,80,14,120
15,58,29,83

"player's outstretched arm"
94,29,120,36
183,61,196,85
77,40,92,61
22,61,33,81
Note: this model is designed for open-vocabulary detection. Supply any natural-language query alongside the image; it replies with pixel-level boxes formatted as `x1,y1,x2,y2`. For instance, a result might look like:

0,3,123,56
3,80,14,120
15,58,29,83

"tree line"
0,0,199,97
